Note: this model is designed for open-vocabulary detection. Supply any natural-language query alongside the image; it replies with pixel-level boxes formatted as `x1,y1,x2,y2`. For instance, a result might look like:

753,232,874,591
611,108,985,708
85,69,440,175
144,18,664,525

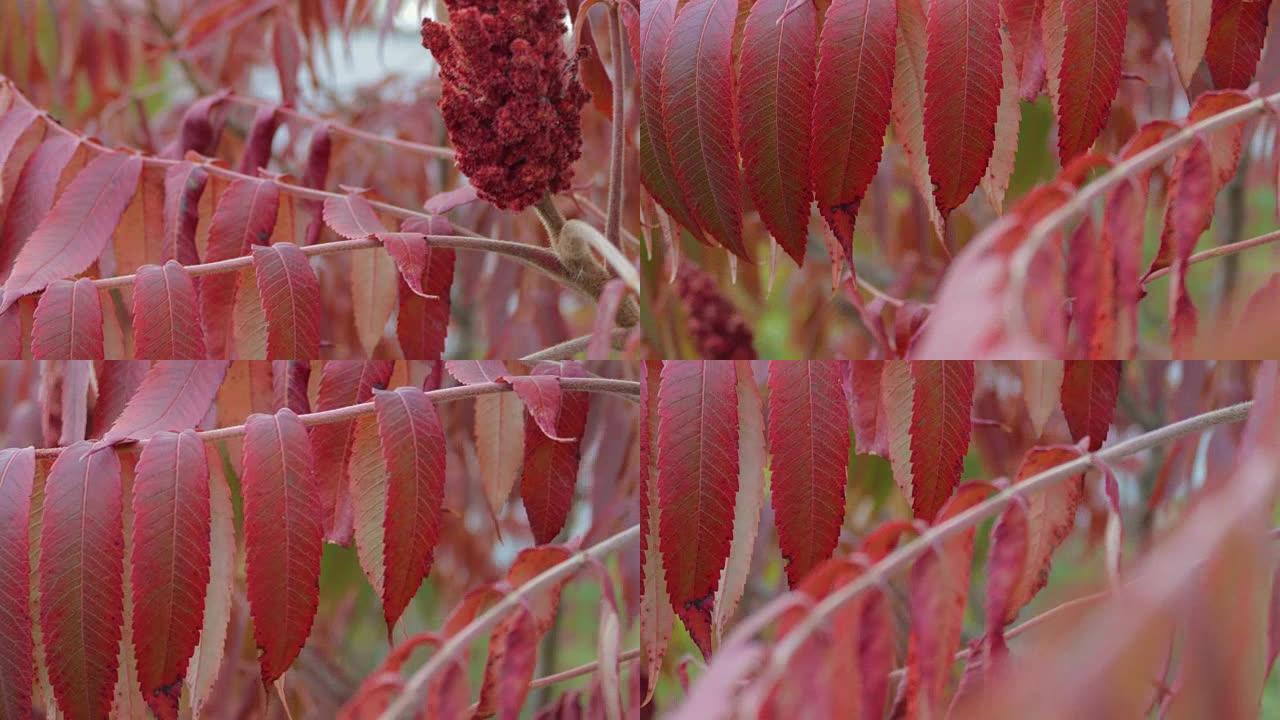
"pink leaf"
251,243,321,358
133,261,206,359
103,361,229,443
31,278,104,359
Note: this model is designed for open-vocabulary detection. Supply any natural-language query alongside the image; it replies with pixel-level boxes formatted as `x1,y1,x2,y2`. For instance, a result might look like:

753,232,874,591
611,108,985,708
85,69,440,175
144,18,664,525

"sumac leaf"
242,408,323,684
1055,0,1126,162
0,447,35,720
103,361,228,443
323,191,387,240
251,242,321,358
1168,0,1213,86
1,152,143,312
132,261,206,359
520,363,590,544
1204,0,1273,89
130,430,210,719
160,162,207,266
811,0,897,256
1060,360,1121,450
657,361,738,656
737,0,816,264
200,178,279,356
661,0,748,259
767,361,849,587
885,361,975,521
40,441,124,720
31,278,104,359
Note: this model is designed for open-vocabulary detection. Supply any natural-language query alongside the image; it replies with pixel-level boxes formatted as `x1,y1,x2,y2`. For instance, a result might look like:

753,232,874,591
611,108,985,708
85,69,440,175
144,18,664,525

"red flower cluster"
422,0,590,211
675,266,758,360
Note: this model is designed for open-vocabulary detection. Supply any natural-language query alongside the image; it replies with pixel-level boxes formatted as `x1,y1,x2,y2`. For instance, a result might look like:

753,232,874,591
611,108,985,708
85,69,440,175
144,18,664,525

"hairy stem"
534,194,568,240
521,328,629,361
604,4,625,249
764,400,1254,674
32,377,640,459
377,525,642,720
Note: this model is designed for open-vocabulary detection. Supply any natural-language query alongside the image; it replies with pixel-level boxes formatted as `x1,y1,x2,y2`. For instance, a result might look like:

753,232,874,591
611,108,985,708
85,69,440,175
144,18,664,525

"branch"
1,79,620,313
763,400,1254,674
377,524,642,720
1006,89,1280,332
520,328,629,361
32,377,640,459
528,647,639,690
224,93,455,160
604,4,625,248
1141,228,1280,285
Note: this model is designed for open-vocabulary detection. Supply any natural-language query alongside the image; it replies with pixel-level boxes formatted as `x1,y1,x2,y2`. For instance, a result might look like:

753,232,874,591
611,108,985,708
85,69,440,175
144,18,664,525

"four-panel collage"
0,0,1277,719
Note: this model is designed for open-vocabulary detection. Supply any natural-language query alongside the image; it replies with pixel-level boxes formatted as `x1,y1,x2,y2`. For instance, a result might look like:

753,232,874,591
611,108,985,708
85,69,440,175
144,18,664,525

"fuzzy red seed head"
421,0,590,211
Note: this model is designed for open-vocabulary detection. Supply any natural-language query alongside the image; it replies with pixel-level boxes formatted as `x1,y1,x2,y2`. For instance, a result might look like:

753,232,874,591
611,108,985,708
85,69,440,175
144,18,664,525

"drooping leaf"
0,134,81,277
1102,179,1145,358
884,361,975,521
0,106,44,222
509,375,574,442
811,0,897,257
657,360,739,656
640,361,673,701
1,151,143,313
768,361,850,587
88,362,150,438
475,607,539,718
1183,90,1251,190
0,446,35,720
520,363,590,544
379,230,447,298
130,430,210,719
349,243,398,355
132,261,206,359
1055,0,1126,162
446,360,510,385
111,163,166,283
1001,446,1086,621
311,361,395,544
1168,0,1213,86
1204,0,1273,89
242,408,323,684
713,361,766,644
844,360,890,456
737,0,816,264
1060,360,1121,450
323,191,387,240
982,28,1023,213
661,0,748,259
31,277,104,359
639,0,703,241
251,242,321,358
184,456,234,716
160,161,207,266
372,387,445,631
237,105,281,175
273,360,311,414
923,0,1002,215
395,219,455,359
1003,0,1047,98
1020,360,1064,437
40,441,124,720
474,391,525,516
103,361,228,443
200,177,280,356
301,126,332,246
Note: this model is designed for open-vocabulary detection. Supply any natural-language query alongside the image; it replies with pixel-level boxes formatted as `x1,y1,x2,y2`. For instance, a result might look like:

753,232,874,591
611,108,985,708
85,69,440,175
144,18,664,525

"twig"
520,329,630,362
32,377,640,459
1141,229,1280,284
763,400,1254,674
529,647,639,689
224,93,455,160
604,4,625,249
377,525,642,720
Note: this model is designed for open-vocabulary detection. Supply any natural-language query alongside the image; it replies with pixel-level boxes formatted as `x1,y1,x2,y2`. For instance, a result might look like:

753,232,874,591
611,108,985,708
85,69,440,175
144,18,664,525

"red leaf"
1003,0,1047,99
661,0,748,259
737,0,816,264
0,447,35,720
0,151,143,313
891,0,947,241
272,13,303,106
31,278,104,359
845,360,890,456
251,242,321,358
130,430,210,719
1101,179,1144,358
984,500,1029,650
1168,0,1213,86
509,375,575,442
640,0,704,242
88,362,150,438
238,105,281,175
1204,0,1273,89
1055,0,1126,162
200,178,279,356
103,360,229,443
395,218,455,359
657,360,738,656
273,360,312,414
640,361,672,700
923,0,1002,215
1060,360,1121,450
132,261,206,359
242,408,323,684
1067,219,1099,354
0,134,81,276
323,191,387,240
390,217,457,301
885,361,975,521
768,361,849,587
372,388,446,633
310,361,395,544
1001,446,1086,619
160,162,207,266
520,363,590,544
475,607,539,718
301,126,331,245
811,0,897,257
40,441,124,720
445,360,510,385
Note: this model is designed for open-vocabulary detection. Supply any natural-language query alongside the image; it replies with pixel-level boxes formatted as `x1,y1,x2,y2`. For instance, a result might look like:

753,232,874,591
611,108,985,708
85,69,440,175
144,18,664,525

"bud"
422,0,590,211
675,266,757,360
